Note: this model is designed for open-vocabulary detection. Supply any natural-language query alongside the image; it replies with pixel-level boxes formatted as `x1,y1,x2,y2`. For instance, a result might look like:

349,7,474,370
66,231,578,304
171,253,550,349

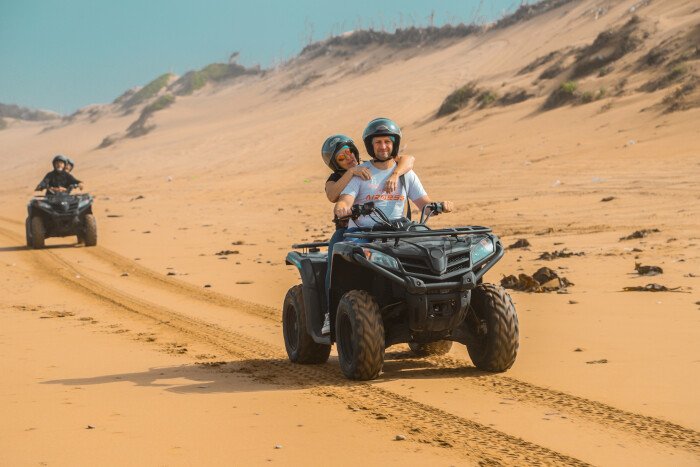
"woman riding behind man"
320,134,414,334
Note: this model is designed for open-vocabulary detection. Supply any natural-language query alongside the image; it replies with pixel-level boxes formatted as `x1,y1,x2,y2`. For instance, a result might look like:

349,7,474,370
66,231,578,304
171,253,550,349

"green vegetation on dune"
172,62,259,96
119,73,174,109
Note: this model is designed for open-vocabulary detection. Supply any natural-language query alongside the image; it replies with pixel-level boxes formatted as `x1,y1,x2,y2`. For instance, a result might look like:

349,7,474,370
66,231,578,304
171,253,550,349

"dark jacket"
35,170,82,194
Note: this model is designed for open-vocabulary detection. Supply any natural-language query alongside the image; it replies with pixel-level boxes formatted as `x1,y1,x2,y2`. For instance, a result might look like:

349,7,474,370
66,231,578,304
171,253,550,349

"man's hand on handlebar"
334,205,353,219
442,201,454,213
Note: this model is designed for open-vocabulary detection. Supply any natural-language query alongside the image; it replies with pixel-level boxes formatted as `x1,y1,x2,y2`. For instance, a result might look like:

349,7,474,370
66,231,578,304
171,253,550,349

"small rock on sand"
507,238,530,249
394,434,406,441
634,262,663,276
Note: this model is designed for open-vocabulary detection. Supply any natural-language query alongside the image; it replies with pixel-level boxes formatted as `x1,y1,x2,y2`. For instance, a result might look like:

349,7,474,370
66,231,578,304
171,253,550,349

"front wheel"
409,340,453,357
83,214,97,247
282,285,331,364
336,290,384,380
464,284,519,372
25,218,32,248
30,216,45,249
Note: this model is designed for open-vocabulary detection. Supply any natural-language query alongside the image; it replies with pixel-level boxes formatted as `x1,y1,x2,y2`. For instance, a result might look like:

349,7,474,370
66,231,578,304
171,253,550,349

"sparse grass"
561,81,577,94
120,73,173,109
477,90,497,107
172,62,259,96
580,91,594,103
661,76,699,113
143,94,175,113
436,82,479,117
598,65,613,77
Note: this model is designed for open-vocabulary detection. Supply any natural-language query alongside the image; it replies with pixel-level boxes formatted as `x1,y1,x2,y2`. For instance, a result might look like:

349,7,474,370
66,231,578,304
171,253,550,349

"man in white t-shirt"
323,117,454,334
333,117,453,228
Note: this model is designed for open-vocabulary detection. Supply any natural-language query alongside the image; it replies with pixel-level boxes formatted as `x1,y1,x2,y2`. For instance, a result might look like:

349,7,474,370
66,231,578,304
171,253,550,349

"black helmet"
362,117,401,159
65,157,74,169
52,154,68,167
321,134,360,172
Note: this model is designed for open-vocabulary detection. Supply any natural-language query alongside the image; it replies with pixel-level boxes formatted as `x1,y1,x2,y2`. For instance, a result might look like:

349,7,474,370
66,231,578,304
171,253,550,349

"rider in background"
35,155,83,195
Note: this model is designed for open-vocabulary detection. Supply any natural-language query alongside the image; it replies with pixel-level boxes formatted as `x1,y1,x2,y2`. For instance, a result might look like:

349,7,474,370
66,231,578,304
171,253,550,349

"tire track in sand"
0,224,586,466
4,219,700,455
61,228,700,455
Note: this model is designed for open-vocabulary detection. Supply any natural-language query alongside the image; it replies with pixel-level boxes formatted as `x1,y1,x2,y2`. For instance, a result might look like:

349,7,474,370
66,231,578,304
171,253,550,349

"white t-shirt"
341,162,427,228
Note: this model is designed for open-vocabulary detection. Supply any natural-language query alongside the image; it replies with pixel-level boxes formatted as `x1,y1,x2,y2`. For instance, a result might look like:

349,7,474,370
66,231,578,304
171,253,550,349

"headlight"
38,201,51,209
362,248,399,270
78,198,91,208
470,237,494,265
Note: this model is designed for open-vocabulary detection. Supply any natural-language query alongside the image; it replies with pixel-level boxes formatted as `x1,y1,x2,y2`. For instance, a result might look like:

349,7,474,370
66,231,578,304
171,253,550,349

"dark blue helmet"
362,117,401,159
52,154,68,167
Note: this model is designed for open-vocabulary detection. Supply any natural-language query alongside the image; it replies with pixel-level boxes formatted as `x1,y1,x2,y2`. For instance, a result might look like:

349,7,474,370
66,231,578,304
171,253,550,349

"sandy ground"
1,0,699,465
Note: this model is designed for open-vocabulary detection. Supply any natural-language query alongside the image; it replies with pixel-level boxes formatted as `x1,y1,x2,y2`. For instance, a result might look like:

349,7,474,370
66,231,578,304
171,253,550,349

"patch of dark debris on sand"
634,262,663,276
619,228,660,241
622,283,683,292
501,266,573,293
215,249,239,256
537,249,584,260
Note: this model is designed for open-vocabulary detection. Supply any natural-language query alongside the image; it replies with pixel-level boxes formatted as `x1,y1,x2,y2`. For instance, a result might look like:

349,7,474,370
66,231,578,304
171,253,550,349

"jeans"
325,227,370,312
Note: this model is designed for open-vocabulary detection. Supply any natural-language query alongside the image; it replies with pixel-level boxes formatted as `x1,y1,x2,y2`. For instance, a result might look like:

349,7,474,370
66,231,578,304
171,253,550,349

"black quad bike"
26,190,97,249
283,202,518,380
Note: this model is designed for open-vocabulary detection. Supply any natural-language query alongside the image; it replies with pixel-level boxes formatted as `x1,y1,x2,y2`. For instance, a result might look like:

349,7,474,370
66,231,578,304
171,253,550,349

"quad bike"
26,188,97,249
283,202,518,380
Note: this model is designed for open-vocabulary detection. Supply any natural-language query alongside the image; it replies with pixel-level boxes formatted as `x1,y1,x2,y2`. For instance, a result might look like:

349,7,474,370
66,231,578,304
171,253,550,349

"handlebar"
334,201,446,226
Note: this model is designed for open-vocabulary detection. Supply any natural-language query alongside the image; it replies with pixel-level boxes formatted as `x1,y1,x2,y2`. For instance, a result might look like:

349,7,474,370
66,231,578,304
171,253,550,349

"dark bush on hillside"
498,89,533,106
517,50,561,75
126,94,175,138
300,23,483,60
542,81,578,110
571,16,643,78
494,0,576,29
436,82,479,117
538,60,566,79
0,103,59,121
0,118,6,130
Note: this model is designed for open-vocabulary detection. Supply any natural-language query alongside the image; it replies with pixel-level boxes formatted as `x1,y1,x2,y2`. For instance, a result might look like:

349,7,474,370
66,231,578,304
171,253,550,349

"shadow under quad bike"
26,190,97,249
283,202,518,380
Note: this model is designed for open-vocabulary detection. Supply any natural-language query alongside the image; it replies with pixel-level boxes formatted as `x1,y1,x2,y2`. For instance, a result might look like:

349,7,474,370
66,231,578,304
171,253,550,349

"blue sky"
1,0,525,114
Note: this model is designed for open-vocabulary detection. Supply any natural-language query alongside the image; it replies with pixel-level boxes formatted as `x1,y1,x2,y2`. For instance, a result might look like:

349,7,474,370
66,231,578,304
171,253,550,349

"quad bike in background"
26,189,97,248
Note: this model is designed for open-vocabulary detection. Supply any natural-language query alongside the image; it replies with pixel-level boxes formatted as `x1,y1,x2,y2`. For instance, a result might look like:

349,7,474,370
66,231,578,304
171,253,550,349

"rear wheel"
336,290,384,380
464,284,519,372
282,285,331,364
83,214,97,247
409,340,453,357
30,216,45,249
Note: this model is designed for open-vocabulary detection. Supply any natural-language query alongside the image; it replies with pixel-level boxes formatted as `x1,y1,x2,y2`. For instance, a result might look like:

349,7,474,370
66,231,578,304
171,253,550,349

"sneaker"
321,313,331,335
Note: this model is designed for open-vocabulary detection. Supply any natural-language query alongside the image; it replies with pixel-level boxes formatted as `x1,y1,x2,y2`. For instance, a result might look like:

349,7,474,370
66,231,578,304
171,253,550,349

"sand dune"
1,0,699,464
